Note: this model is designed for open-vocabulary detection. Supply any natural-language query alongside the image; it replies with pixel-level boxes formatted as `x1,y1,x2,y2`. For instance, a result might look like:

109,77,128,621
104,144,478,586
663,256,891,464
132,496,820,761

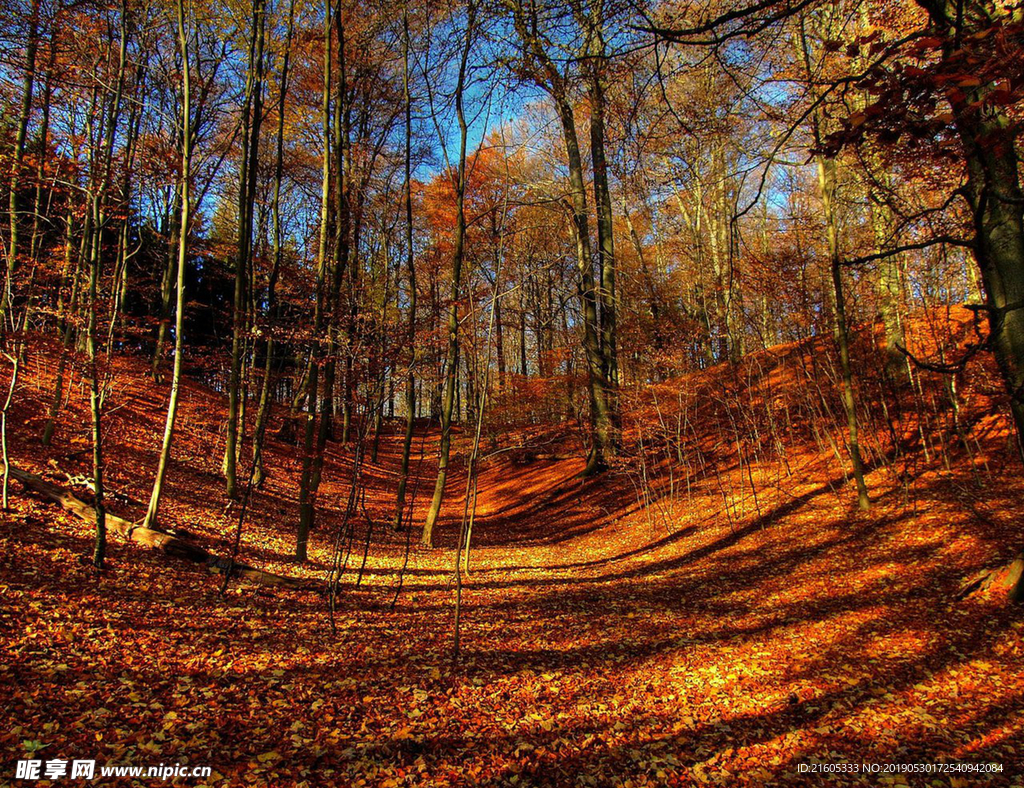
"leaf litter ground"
2,342,1023,786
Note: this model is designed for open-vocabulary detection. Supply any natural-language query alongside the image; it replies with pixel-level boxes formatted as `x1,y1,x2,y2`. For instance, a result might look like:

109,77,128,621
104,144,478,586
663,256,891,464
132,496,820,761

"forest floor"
2,339,1024,786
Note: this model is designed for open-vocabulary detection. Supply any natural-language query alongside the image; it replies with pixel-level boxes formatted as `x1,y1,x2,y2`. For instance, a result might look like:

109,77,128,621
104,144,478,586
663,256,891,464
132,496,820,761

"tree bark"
585,1,619,396
799,15,870,511
252,0,295,487
507,0,616,474
224,0,266,498
1,0,40,325
296,0,333,562
85,192,107,567
393,4,418,532
143,0,193,532
924,0,1024,463
421,0,476,547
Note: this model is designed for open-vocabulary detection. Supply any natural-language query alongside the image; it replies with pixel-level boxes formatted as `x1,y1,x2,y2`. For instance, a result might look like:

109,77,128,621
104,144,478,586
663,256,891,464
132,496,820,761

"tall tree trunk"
29,39,56,291
586,2,619,396
152,191,180,382
519,283,527,376
393,5,417,531
41,216,82,445
508,0,614,474
799,15,870,511
820,152,871,511
555,92,614,474
82,0,129,564
252,0,295,487
2,0,40,326
308,0,350,516
864,162,907,375
224,0,266,498
143,0,192,531
917,0,1024,464
296,0,333,562
494,278,505,388
421,0,476,548
370,244,391,464
490,211,505,389
85,195,106,567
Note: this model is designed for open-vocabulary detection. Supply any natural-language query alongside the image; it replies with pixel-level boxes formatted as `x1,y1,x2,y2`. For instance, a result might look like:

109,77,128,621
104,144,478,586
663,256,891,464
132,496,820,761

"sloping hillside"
2,323,1023,787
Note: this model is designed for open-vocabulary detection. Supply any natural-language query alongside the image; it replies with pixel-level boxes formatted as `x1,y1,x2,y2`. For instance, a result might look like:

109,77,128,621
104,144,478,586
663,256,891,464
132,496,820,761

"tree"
224,0,268,499
1,0,40,327
505,0,620,474
252,0,296,488
296,0,335,563
143,0,194,532
421,0,477,548
915,0,1024,463
798,7,870,510
393,1,418,531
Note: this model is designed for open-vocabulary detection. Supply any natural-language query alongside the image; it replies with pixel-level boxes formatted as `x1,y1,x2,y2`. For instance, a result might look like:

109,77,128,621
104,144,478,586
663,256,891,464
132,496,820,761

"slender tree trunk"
225,0,265,498
252,0,294,487
421,0,476,548
799,16,869,511
81,1,128,565
2,0,40,326
152,193,180,382
143,0,192,531
508,0,614,474
369,249,390,464
296,359,320,561
519,284,527,375
868,185,907,375
393,6,418,531
816,154,870,511
105,31,144,365
490,212,506,389
85,194,107,567
29,40,56,292
586,3,619,397
2,353,20,510
296,0,333,562
494,279,504,387
41,218,82,445
307,0,350,523
555,93,613,474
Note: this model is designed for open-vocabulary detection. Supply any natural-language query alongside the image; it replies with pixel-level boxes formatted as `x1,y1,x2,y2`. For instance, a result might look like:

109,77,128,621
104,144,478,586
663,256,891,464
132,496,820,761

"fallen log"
4,461,316,591
957,553,1024,603
48,460,141,507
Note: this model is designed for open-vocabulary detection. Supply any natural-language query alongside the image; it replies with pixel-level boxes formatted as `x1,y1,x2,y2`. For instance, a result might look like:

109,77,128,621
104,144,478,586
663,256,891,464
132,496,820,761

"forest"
1,0,1023,783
